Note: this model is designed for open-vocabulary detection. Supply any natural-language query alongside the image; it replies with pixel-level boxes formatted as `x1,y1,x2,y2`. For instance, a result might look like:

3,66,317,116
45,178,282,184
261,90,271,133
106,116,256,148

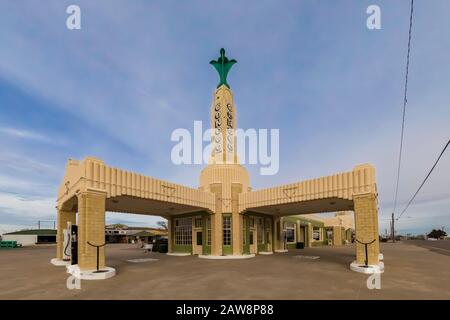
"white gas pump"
62,221,72,261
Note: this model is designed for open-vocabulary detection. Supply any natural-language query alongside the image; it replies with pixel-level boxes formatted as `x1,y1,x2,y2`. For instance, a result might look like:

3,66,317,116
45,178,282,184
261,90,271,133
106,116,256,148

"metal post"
391,213,395,243
355,239,376,266
87,241,106,272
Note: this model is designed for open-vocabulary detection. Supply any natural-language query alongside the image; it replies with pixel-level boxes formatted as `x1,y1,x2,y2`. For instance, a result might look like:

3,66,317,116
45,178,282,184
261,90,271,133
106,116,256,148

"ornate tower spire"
209,48,237,88
208,48,238,164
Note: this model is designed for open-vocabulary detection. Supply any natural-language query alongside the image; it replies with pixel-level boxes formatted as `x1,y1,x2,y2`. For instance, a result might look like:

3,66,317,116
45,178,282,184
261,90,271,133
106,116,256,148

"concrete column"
306,222,312,248
279,217,285,250
232,213,243,255
273,217,279,251
210,184,223,256
332,226,342,246
353,192,380,265
211,212,222,255
77,189,107,270
56,208,76,260
296,220,301,244
167,216,173,253
231,183,243,255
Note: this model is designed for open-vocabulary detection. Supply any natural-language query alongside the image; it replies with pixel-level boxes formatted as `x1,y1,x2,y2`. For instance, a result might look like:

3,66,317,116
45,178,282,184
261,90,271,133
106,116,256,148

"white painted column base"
275,249,288,253
50,258,71,266
166,252,191,256
350,261,385,274
66,264,116,280
258,251,274,255
198,254,255,259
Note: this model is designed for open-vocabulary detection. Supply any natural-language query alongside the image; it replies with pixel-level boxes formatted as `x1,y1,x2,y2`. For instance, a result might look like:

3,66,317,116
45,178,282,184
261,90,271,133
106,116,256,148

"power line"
397,138,450,220
391,0,414,242
393,0,414,217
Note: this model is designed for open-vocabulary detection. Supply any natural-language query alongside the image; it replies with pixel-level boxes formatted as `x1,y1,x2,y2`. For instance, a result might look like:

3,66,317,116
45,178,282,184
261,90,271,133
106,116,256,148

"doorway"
249,217,257,254
192,216,203,255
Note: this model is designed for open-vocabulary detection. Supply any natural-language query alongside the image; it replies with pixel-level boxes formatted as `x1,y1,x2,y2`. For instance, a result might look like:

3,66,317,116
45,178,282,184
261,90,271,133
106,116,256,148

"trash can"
158,244,168,253
296,242,305,249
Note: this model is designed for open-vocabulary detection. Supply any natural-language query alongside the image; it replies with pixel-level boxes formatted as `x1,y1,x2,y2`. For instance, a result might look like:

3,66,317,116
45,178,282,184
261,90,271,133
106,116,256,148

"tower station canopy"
53,49,381,279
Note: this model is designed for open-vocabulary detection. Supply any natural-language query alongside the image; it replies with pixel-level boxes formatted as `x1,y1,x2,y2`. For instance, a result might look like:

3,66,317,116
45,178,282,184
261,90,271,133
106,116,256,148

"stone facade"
353,192,380,265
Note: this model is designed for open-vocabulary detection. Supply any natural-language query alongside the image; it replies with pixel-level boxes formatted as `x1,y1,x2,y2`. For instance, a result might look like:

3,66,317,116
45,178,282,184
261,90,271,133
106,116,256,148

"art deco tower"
199,49,250,255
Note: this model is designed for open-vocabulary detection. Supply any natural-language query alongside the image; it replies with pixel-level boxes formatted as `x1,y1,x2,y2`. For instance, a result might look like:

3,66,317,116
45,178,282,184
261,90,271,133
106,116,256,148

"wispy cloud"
0,193,56,232
0,152,60,177
0,127,49,142
0,126,66,146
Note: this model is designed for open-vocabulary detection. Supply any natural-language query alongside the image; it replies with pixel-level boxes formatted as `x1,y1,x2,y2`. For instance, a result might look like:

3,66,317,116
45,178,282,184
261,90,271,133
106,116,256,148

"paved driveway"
0,242,449,299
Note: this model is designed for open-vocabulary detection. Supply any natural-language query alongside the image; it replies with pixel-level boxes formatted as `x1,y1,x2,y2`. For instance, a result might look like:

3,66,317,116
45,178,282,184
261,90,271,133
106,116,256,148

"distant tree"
157,220,168,231
427,229,447,239
109,223,127,229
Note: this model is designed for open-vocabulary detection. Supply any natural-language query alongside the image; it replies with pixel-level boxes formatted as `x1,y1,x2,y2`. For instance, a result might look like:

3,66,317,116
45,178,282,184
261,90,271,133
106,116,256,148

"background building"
105,224,167,243
2,229,56,246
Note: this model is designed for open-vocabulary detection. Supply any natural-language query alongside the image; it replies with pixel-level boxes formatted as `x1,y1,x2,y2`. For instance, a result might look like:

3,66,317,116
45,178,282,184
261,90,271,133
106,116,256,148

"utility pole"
391,213,395,243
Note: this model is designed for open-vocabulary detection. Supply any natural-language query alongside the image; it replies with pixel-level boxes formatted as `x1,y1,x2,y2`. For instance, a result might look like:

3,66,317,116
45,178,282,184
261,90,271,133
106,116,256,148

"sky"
0,0,449,235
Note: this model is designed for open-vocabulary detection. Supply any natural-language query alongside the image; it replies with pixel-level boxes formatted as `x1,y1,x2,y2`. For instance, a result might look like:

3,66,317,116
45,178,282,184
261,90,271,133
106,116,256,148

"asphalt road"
1,242,449,299
404,239,450,256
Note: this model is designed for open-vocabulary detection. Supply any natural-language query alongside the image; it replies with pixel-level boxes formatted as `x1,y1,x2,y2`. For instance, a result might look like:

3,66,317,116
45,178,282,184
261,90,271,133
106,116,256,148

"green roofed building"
2,229,57,246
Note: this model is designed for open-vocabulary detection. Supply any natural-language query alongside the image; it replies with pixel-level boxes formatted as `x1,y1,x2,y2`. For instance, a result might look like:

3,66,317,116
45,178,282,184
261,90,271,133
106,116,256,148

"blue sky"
0,0,449,235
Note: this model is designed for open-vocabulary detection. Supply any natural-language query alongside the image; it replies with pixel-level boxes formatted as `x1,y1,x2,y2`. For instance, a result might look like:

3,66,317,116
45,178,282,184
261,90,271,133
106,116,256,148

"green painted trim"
243,216,250,254
173,244,192,253
311,240,328,247
257,243,267,252
223,245,233,255
203,245,211,255
222,214,233,255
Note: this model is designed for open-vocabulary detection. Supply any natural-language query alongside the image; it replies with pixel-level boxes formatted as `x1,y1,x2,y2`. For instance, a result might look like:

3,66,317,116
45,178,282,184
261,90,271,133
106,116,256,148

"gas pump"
62,222,78,264
62,222,71,261
71,224,78,265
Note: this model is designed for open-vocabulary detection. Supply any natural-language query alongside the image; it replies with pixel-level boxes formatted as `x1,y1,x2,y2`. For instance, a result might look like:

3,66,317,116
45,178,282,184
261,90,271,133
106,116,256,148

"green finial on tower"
209,48,237,88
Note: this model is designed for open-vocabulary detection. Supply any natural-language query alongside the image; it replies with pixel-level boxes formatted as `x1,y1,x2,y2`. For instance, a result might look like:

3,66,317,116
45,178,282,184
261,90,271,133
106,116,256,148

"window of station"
257,218,264,244
174,217,192,245
313,226,321,241
286,223,295,243
223,215,232,246
206,217,211,245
